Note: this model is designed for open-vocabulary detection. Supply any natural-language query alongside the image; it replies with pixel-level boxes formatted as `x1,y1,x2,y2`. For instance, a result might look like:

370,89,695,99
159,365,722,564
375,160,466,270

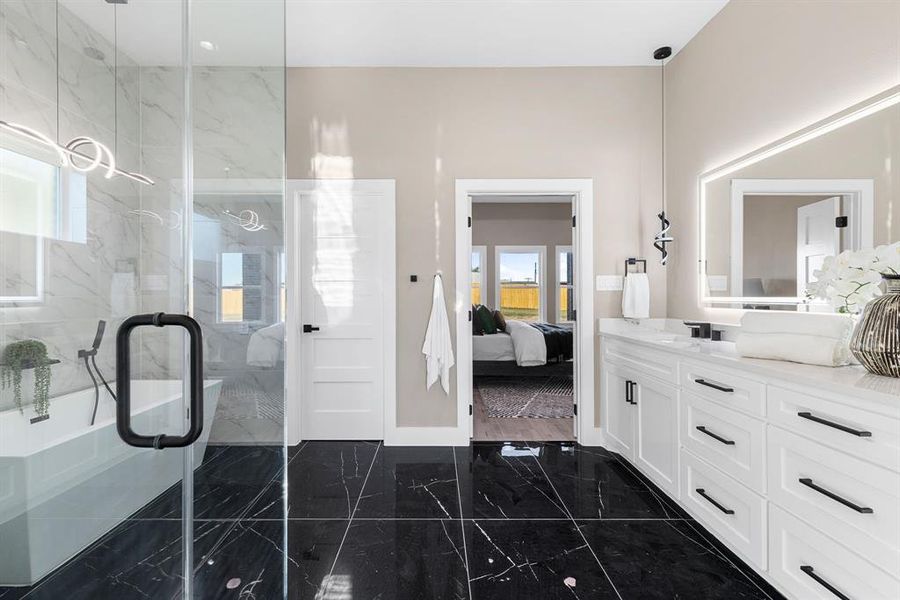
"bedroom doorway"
455,179,595,444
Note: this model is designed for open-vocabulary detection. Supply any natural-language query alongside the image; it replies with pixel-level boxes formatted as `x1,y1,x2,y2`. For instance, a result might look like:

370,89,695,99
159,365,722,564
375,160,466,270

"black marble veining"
580,519,780,598
354,446,460,518
456,443,570,519
328,519,469,600
137,445,286,520
247,440,379,519
1,441,785,599
466,519,618,599
531,442,686,519
195,519,346,600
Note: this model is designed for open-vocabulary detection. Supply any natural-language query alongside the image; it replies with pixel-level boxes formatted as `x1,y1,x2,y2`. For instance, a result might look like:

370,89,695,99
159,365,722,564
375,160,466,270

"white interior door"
797,197,841,297
294,180,395,440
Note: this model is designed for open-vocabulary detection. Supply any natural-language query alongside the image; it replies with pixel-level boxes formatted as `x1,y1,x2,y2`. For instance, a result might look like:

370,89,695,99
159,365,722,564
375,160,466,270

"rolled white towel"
622,273,650,320
735,332,852,367
740,311,853,341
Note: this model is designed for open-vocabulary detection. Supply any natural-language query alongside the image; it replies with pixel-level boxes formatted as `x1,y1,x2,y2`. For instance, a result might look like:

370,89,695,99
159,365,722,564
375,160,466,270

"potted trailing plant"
1,340,53,417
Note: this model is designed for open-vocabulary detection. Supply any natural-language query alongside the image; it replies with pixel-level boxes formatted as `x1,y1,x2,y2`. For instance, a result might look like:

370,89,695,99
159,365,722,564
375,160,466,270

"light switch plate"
596,275,624,291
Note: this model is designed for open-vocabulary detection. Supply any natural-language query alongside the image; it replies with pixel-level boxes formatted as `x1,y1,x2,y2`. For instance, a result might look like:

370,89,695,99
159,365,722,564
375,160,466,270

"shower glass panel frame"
0,0,286,596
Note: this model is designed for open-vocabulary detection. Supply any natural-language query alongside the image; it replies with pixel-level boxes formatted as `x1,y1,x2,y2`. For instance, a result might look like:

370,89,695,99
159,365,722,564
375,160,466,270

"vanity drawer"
767,427,900,574
681,392,766,493
769,505,900,600
680,449,766,569
679,361,766,417
768,385,900,472
602,339,677,384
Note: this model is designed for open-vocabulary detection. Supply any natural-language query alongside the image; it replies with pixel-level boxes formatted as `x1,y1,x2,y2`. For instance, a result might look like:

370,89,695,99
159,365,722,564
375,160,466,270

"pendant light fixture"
653,45,673,265
0,3,153,185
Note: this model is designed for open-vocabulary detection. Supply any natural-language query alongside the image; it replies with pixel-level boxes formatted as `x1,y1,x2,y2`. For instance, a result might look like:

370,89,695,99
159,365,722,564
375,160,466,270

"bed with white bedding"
473,319,562,367
473,332,516,362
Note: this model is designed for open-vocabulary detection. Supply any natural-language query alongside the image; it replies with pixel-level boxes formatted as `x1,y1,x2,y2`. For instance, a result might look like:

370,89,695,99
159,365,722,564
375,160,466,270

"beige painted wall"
472,202,573,323
287,67,663,428
666,0,900,323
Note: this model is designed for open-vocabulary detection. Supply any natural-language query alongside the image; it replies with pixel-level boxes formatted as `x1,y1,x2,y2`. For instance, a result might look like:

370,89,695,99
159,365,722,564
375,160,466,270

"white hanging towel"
422,274,455,394
622,273,650,319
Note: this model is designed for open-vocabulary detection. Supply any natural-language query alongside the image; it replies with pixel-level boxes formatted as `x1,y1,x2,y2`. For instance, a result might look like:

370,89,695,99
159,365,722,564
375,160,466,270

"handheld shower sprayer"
80,320,116,426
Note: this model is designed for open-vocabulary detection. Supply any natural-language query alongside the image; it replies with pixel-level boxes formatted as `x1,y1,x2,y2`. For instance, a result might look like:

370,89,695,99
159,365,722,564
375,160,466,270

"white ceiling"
63,0,728,67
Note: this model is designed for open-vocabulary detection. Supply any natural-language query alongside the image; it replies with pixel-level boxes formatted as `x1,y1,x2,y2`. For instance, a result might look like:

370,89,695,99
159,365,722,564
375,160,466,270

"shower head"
78,320,107,359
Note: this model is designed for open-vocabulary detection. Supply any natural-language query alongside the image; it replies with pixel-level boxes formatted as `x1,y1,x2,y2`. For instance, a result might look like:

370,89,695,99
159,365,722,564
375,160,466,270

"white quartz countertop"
597,318,900,408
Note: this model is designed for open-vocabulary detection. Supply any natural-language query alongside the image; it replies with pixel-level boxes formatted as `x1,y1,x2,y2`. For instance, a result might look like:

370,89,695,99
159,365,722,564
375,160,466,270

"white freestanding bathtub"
0,379,221,587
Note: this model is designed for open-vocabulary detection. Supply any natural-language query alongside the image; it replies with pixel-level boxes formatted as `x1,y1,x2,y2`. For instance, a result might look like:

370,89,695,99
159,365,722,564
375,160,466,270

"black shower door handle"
116,313,204,449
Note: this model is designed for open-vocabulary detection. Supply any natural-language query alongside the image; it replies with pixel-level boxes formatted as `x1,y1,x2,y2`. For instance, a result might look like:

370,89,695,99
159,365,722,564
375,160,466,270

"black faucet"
79,320,117,425
683,321,723,341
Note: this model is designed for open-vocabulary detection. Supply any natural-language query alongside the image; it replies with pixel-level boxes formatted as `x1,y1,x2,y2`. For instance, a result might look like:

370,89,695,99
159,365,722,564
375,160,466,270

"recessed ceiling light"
199,40,218,51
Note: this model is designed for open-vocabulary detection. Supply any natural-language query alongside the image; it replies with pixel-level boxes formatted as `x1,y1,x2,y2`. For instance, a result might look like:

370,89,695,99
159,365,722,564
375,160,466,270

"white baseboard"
578,426,609,448
385,426,469,447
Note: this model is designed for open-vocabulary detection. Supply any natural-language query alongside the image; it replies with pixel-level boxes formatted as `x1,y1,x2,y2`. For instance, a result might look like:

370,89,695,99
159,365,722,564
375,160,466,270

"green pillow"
475,304,497,335
472,304,484,335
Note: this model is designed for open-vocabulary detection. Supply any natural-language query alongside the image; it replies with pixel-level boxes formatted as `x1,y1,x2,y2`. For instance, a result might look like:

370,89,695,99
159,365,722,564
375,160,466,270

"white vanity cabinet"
598,328,900,600
600,343,679,496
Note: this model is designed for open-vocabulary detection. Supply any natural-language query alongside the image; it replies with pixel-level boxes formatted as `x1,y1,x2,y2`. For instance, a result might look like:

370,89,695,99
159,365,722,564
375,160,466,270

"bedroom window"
557,246,574,322
471,245,486,305
219,251,264,323
495,245,545,322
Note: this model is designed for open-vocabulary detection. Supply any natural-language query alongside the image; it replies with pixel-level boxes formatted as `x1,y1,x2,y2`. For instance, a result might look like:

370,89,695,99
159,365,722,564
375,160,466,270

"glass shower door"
0,0,195,595
0,0,286,596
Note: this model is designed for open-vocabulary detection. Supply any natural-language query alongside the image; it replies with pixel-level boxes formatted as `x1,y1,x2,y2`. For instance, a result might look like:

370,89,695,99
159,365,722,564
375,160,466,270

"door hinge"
572,215,576,227
468,310,472,322
572,309,577,321
573,404,577,415
468,216,472,228
469,405,473,416
835,216,848,228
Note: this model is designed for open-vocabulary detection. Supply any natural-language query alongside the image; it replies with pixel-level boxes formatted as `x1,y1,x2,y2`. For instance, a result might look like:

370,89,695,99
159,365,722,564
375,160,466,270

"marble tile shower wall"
0,1,143,413
0,2,284,415
137,66,284,384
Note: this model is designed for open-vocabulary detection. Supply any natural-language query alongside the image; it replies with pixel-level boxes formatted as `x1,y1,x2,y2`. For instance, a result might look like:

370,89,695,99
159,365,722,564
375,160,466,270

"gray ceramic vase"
850,274,900,378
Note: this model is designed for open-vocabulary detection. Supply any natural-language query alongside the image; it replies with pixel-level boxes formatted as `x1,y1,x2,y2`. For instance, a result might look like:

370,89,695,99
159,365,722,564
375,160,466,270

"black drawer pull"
694,378,734,393
625,380,637,405
797,412,872,438
800,565,851,600
696,425,736,446
798,478,873,514
695,488,734,515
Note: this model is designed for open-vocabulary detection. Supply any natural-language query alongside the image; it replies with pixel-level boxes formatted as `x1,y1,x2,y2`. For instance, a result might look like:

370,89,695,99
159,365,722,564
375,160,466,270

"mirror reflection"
701,95,898,309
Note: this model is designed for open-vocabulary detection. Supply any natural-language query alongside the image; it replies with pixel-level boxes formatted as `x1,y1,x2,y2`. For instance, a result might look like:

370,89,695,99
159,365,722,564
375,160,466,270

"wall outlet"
596,275,624,292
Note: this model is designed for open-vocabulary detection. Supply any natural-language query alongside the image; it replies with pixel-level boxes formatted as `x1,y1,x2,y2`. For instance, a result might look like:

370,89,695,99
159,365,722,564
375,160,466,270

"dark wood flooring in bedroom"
473,384,575,442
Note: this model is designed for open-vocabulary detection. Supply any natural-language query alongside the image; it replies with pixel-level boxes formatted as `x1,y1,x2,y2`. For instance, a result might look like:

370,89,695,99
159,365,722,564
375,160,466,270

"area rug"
475,376,574,418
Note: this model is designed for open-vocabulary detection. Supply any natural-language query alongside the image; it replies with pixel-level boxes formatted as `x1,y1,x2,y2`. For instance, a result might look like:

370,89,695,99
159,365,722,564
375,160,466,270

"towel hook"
624,258,647,277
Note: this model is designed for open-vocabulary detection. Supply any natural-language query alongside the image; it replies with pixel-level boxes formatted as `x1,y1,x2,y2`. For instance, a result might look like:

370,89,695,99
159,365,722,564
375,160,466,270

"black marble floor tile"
531,443,684,519
609,451,692,519
354,446,460,518
580,520,784,599
247,441,379,519
465,519,618,599
136,445,287,520
455,443,569,519
328,519,469,600
0,586,27,600
195,519,347,600
18,519,227,600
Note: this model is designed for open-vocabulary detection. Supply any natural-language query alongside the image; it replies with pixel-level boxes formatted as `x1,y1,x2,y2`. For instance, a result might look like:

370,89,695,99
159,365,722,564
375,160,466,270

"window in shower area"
219,251,264,323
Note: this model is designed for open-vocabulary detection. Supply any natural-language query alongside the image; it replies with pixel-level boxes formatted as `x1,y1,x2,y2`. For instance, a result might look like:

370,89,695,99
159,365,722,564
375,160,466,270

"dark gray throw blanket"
529,323,574,363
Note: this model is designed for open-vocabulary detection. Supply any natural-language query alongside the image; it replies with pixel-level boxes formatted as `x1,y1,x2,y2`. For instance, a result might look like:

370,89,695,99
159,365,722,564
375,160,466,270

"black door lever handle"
303,324,320,333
